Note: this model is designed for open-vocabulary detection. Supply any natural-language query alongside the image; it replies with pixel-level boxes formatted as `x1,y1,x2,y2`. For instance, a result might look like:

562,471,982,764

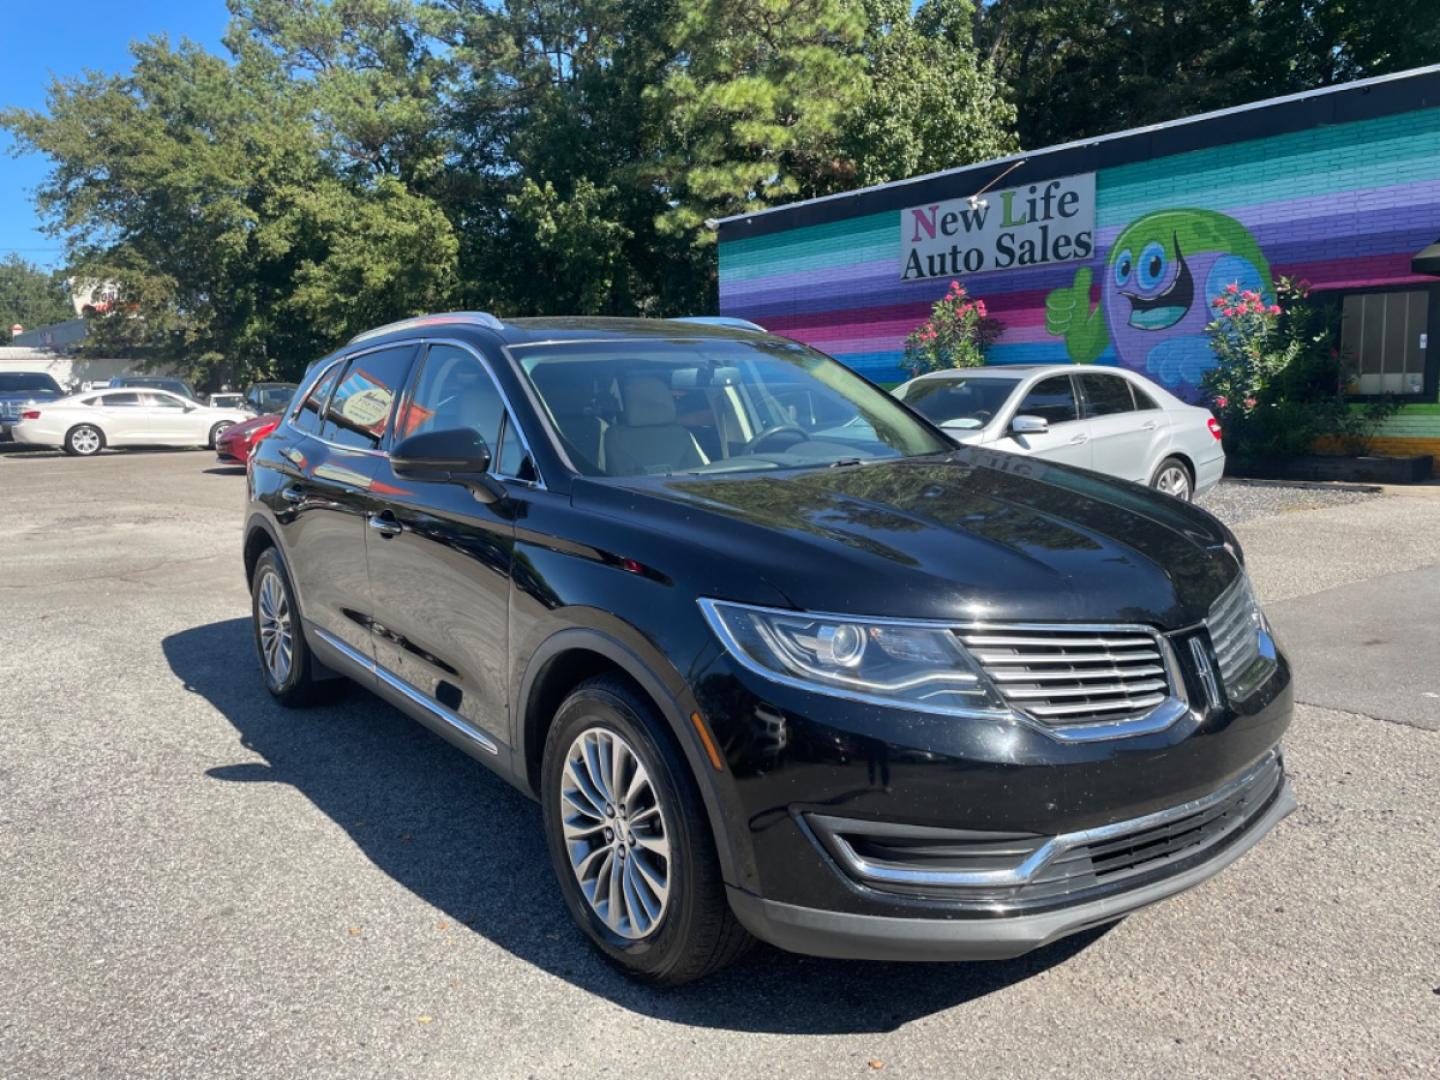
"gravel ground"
1196,478,1380,524
2,453,1436,1079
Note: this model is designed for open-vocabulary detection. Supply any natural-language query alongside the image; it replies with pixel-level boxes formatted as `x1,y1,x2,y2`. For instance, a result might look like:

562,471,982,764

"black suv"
243,313,1294,984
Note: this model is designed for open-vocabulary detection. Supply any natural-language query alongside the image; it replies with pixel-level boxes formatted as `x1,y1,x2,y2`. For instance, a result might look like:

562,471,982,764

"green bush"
1201,277,1399,461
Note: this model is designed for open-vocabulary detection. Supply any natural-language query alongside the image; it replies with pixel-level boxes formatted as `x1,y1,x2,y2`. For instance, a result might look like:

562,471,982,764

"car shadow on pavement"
163,617,1109,1035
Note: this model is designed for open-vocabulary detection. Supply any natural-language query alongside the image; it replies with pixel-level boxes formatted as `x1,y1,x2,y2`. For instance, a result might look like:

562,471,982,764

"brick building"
717,66,1440,464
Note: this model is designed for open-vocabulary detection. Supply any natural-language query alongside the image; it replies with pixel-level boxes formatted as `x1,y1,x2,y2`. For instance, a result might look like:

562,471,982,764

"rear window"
0,373,63,394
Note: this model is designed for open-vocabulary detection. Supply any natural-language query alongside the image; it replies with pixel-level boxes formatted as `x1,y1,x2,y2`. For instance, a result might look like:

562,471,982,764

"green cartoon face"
1099,209,1273,390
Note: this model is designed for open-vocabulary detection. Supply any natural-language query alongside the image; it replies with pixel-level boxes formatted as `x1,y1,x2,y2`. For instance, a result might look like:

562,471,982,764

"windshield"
514,337,949,477
0,373,63,394
897,376,1022,429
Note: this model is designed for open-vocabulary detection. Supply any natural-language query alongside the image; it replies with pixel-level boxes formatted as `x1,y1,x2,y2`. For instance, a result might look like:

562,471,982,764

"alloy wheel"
1155,464,1191,500
559,726,672,939
256,568,293,685
71,427,101,455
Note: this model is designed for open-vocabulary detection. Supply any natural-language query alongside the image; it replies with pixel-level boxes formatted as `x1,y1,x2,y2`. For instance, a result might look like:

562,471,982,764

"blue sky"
0,2,230,269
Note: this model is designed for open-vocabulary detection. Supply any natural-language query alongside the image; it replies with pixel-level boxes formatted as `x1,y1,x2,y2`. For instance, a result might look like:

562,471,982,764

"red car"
216,413,280,465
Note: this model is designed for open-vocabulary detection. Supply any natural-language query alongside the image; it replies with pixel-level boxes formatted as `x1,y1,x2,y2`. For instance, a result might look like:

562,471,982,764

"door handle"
368,511,402,538
1140,421,1159,431
1068,433,1090,445
280,485,305,504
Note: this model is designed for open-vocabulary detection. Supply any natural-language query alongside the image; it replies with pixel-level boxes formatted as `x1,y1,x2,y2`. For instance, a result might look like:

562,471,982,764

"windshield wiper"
827,458,865,469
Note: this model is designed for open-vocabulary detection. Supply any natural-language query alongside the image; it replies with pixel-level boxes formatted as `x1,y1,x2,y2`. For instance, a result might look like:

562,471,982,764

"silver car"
894,364,1225,501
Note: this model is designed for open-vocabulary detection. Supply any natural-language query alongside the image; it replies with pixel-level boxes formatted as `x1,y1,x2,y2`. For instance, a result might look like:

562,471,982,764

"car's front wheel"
1150,456,1193,501
540,675,751,985
209,421,234,448
64,423,105,457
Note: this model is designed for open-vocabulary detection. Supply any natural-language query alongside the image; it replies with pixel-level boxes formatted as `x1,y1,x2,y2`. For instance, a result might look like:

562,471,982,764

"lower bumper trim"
727,776,1295,962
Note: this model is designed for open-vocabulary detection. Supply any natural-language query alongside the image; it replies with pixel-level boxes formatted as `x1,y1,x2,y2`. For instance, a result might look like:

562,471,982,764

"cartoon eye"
1113,250,1133,287
1137,242,1167,290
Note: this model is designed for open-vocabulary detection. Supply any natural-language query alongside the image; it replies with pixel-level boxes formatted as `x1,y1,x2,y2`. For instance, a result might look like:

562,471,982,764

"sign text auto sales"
900,173,1095,281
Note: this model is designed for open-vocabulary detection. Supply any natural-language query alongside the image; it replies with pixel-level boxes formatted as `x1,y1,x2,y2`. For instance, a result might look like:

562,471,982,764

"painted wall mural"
1044,209,1272,400
718,102,1440,403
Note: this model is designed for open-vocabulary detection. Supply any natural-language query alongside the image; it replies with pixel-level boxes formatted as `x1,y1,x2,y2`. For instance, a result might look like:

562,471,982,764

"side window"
496,415,532,479
1132,383,1160,410
144,393,186,409
1078,374,1135,417
321,346,415,450
291,362,342,436
1014,376,1079,425
398,344,505,452
101,392,142,407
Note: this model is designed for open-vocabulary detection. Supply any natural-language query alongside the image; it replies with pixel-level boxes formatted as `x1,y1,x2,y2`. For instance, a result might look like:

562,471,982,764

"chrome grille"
1207,573,1263,691
956,626,1171,726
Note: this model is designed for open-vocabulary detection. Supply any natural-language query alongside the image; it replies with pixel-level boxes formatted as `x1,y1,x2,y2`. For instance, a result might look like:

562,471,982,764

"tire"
1150,456,1194,501
208,421,234,449
63,423,105,457
541,675,752,985
250,547,324,707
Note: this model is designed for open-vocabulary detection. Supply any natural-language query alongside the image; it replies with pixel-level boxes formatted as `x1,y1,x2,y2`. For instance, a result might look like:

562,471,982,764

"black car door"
271,345,417,659
362,342,521,749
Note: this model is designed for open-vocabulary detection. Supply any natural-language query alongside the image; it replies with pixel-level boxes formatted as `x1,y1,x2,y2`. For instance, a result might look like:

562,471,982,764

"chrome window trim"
818,748,1281,891
312,626,499,755
698,598,1193,741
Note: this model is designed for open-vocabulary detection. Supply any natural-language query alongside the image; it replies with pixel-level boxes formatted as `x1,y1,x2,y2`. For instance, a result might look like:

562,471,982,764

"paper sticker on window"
341,386,393,428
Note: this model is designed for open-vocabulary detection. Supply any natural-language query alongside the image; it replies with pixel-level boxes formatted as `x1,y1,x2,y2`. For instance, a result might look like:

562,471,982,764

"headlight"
698,599,1007,716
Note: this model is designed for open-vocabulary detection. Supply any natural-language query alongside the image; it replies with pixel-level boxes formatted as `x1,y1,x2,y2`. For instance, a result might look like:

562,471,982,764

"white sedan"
10,388,252,457
893,364,1224,501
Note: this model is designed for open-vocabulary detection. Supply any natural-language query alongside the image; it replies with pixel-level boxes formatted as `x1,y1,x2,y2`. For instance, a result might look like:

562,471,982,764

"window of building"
1341,290,1430,396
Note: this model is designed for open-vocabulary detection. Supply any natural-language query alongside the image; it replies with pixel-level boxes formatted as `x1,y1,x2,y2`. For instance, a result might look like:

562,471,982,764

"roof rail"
667,315,766,333
348,311,504,345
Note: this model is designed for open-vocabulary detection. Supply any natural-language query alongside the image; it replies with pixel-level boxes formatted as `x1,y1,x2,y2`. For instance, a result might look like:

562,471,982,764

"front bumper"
727,771,1294,961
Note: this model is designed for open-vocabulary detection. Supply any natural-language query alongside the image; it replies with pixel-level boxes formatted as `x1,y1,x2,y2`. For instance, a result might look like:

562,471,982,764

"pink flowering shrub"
902,281,1003,376
1202,276,1399,460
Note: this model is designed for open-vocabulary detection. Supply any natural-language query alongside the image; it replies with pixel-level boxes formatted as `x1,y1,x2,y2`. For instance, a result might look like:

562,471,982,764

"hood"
578,449,1240,629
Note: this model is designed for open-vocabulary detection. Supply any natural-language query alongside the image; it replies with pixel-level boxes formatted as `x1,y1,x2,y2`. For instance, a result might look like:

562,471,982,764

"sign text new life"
901,173,1095,281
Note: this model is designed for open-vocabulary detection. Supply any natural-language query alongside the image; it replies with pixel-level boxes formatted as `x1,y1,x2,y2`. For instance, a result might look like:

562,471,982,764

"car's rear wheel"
1151,456,1193,501
540,675,751,985
250,548,324,706
209,421,234,448
64,424,105,457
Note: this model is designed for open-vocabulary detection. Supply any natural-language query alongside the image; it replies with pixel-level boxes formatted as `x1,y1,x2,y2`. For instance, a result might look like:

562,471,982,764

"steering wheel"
745,424,808,453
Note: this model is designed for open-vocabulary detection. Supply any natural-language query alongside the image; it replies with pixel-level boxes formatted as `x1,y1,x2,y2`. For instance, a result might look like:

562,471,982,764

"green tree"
0,256,73,342
2,35,457,385
976,0,1440,150
843,0,1017,187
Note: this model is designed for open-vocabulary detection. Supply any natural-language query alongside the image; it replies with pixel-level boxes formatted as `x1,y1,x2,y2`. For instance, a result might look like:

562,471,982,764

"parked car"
108,375,200,402
208,392,246,410
0,371,66,441
244,313,1292,985
215,411,283,465
892,365,1224,501
244,381,298,415
11,388,251,456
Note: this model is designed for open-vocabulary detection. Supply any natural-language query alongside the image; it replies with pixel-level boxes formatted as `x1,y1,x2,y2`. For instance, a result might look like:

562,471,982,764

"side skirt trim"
312,625,500,756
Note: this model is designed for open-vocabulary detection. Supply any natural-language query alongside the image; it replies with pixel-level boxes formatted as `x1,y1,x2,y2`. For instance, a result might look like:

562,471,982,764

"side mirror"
1011,414,1049,435
391,427,504,503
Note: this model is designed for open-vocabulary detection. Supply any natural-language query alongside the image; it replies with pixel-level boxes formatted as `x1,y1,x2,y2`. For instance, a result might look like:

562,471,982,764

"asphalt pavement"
1,451,1436,1078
